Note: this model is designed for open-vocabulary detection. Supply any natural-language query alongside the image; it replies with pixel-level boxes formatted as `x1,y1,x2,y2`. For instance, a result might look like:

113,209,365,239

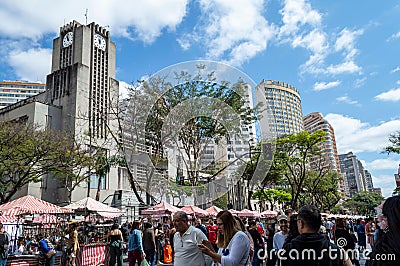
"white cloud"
184,0,274,66
8,48,52,82
0,0,189,81
0,0,188,43
325,113,400,154
364,158,400,171
375,88,400,102
387,31,400,42
327,61,362,75
390,66,400,74
334,29,363,56
372,174,397,198
278,0,322,37
119,81,131,99
354,77,366,88
336,95,359,105
277,2,363,76
313,80,341,91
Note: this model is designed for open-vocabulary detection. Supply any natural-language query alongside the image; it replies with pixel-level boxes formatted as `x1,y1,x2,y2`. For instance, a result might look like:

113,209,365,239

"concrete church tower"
0,21,121,205
47,20,119,140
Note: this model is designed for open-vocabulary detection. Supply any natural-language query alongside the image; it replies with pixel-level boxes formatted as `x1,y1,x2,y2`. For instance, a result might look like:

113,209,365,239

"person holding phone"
198,210,250,266
173,211,208,266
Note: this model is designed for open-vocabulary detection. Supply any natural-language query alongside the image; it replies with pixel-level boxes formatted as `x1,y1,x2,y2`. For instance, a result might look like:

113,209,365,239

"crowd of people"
0,195,399,266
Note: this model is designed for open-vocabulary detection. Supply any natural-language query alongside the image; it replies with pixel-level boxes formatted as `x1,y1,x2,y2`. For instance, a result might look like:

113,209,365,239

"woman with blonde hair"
198,210,250,266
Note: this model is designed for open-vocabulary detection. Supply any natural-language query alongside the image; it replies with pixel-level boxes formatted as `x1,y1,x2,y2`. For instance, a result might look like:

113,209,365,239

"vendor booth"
0,195,69,266
63,197,124,266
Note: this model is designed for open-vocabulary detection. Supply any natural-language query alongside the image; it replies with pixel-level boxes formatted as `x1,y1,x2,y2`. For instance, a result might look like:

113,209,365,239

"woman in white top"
198,210,250,266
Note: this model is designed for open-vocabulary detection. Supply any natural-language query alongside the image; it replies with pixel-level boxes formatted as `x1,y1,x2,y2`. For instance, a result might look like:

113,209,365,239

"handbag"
46,249,56,258
111,240,121,248
140,259,150,266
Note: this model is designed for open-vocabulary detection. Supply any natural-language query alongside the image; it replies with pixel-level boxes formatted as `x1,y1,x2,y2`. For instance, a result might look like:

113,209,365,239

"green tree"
301,170,341,212
252,189,291,211
0,121,93,204
384,131,400,154
122,66,257,205
212,193,228,210
392,186,400,196
343,191,384,216
273,130,327,209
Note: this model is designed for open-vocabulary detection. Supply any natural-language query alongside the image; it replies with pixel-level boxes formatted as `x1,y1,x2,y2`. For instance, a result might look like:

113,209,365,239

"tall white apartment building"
256,79,304,136
303,112,345,197
0,80,46,109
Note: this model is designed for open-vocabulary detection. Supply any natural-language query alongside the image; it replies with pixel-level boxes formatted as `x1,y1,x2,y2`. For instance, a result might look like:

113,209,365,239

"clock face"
94,34,106,51
63,32,73,48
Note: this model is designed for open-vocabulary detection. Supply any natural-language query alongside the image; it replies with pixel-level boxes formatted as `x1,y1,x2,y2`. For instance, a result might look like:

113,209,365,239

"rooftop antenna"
84,9,88,25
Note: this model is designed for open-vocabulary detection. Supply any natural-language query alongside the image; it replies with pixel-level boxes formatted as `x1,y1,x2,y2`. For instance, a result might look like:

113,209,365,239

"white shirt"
173,226,208,266
215,231,250,266
273,231,287,251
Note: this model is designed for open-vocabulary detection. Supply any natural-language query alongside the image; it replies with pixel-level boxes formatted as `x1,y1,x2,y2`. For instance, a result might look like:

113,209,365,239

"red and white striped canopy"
260,210,278,218
237,209,260,218
63,197,124,218
205,205,223,217
181,205,209,217
0,195,67,216
0,215,23,223
141,201,181,215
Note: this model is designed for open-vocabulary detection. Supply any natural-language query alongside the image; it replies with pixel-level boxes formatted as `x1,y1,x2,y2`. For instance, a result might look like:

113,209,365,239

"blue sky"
0,0,399,198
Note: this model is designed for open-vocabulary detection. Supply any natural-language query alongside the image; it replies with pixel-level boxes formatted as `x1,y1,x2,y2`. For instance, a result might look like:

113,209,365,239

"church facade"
0,21,136,209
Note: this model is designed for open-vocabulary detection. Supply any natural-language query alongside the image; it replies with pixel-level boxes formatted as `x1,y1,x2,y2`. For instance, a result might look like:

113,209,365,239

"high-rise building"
256,79,303,136
0,21,124,206
364,170,374,192
339,152,368,197
0,80,45,109
373,188,382,196
303,112,345,196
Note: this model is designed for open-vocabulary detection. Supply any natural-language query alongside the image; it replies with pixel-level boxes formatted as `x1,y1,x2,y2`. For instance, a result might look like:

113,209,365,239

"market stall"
205,205,223,217
0,195,69,266
181,205,209,217
63,197,124,266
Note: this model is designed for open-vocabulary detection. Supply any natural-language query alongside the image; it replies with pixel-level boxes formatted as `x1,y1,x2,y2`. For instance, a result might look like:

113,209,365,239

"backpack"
0,233,9,250
0,233,9,259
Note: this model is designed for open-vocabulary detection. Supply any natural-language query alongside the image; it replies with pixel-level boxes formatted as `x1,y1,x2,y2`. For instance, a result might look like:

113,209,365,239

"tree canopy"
343,191,384,216
0,121,93,204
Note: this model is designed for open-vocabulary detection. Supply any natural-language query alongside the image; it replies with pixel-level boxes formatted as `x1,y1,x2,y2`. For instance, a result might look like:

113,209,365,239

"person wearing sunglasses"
198,210,250,266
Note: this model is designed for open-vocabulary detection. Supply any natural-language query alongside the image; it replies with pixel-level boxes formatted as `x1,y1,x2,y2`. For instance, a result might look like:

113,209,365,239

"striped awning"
0,215,23,223
181,205,209,217
0,195,67,216
141,201,181,215
63,197,124,218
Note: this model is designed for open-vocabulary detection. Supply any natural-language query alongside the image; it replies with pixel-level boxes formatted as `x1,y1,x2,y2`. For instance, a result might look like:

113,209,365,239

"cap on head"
277,214,288,222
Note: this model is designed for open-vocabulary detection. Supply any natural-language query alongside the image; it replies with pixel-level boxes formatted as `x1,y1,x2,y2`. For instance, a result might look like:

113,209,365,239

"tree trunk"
95,175,102,201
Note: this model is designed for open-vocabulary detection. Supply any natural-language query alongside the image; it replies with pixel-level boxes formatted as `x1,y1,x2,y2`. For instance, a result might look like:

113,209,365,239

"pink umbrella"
260,210,278,218
181,205,209,217
237,209,260,218
205,205,223,217
228,209,239,215
141,201,181,215
0,215,23,223
63,197,124,218
0,195,68,216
